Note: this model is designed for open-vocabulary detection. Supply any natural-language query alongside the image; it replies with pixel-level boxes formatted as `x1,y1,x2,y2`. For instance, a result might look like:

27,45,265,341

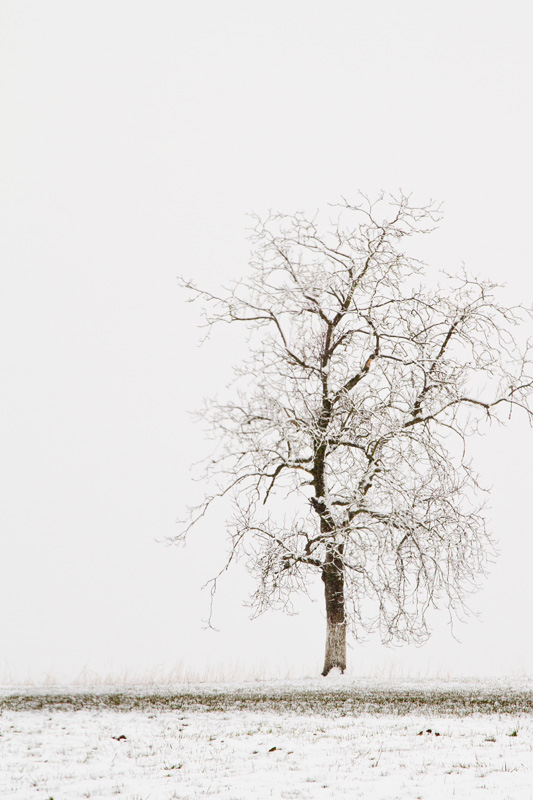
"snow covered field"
1,679,532,799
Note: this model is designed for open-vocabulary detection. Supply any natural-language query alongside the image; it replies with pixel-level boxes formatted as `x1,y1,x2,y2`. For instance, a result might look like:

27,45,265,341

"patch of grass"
0,687,533,716
1,686,532,715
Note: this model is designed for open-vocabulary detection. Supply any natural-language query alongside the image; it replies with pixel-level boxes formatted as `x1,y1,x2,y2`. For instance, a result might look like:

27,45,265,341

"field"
1,678,532,799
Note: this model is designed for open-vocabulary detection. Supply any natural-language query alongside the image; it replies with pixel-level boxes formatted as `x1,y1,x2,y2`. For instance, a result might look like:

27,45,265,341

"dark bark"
321,543,346,676
315,324,348,676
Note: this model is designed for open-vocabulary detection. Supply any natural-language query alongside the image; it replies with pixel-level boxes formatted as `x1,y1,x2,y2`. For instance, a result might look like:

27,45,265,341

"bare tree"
176,194,533,676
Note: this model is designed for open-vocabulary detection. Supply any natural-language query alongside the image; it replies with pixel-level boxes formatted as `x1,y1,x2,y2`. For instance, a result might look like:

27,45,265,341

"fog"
1,0,532,682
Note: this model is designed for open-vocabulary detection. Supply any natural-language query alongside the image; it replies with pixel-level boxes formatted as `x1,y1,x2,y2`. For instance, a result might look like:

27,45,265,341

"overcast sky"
1,1,532,683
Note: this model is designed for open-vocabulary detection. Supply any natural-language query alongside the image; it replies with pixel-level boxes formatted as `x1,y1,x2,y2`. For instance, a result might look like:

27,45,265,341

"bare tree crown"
177,193,533,646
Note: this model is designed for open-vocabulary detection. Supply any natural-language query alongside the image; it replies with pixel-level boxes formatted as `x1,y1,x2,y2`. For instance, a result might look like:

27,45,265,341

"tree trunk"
321,544,346,676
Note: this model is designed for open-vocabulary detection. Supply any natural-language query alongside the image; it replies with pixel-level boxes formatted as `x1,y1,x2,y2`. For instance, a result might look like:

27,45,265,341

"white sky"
1,0,532,683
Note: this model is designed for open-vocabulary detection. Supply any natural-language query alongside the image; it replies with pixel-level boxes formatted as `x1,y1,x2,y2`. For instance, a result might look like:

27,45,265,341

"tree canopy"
176,194,533,673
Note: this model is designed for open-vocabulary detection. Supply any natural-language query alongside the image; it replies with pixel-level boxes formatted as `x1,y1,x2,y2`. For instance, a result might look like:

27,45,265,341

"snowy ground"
1,679,531,799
